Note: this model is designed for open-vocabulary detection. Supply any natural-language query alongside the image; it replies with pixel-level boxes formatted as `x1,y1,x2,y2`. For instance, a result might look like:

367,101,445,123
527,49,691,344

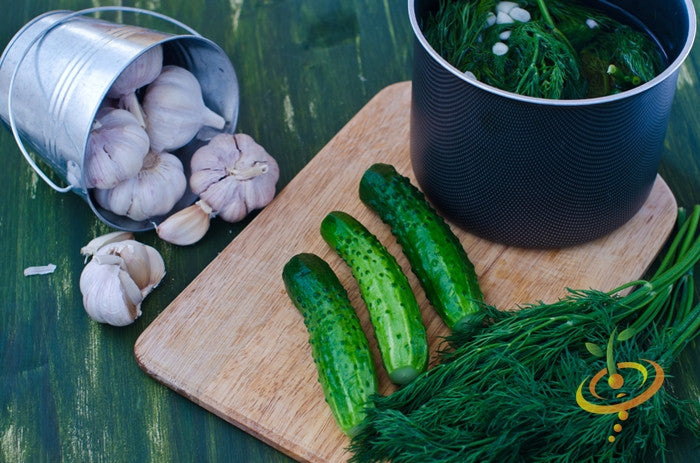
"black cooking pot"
409,0,696,248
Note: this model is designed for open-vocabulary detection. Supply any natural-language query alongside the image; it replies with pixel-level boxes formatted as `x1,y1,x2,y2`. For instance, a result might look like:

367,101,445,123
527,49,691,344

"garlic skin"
142,65,226,153
94,151,187,221
156,200,213,246
107,45,163,127
84,108,150,189
79,236,166,326
189,133,279,223
80,231,134,258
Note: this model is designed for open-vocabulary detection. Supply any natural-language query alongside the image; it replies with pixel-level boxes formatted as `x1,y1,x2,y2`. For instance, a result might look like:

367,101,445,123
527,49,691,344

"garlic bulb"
79,235,165,327
156,200,213,246
142,65,226,152
94,150,187,221
107,45,163,127
189,133,279,223
84,108,150,189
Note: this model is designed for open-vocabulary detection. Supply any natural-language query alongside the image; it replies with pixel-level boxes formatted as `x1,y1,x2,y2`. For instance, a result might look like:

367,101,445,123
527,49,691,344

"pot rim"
408,0,697,106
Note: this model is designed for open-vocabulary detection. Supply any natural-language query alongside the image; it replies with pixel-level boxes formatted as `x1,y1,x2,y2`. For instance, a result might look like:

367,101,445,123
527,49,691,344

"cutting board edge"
133,352,323,462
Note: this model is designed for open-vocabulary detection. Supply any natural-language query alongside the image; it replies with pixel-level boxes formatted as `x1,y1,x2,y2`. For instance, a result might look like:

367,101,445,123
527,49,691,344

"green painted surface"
0,1,697,461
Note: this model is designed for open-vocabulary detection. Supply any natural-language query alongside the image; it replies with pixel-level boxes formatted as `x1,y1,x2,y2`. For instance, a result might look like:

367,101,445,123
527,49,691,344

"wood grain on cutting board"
134,81,677,462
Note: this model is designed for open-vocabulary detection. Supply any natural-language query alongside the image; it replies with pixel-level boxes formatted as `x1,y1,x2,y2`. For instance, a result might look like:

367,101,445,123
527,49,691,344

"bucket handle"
6,6,200,193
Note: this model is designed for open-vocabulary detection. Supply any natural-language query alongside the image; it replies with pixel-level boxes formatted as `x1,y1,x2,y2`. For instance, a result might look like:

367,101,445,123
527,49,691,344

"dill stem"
662,302,700,363
535,0,556,30
653,205,700,278
534,0,576,56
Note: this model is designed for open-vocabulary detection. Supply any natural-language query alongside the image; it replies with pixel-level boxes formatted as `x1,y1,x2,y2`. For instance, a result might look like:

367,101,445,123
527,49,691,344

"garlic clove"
189,133,279,223
199,177,248,222
142,245,166,297
94,151,187,221
107,45,163,98
142,65,226,153
156,200,213,246
80,231,134,257
95,240,152,290
85,108,150,189
79,259,143,326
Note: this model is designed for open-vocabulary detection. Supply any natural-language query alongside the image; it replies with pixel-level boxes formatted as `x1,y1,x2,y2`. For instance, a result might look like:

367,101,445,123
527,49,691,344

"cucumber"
320,211,428,385
359,163,484,330
282,253,377,437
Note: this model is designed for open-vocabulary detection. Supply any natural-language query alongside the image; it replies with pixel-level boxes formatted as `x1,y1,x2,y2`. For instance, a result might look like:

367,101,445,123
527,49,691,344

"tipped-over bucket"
0,7,239,231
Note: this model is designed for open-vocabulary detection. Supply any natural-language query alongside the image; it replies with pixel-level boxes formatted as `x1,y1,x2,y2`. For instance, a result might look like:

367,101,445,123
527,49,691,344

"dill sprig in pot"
422,0,666,99
349,206,700,462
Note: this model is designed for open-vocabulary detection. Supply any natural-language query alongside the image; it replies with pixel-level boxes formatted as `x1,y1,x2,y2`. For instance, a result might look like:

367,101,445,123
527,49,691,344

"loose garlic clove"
85,108,150,189
189,133,279,223
93,151,187,221
156,200,213,246
80,258,143,326
142,65,226,153
107,45,163,127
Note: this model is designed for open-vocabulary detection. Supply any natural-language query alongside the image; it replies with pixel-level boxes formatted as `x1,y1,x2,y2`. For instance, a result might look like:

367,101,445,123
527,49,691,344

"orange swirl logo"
575,329,664,443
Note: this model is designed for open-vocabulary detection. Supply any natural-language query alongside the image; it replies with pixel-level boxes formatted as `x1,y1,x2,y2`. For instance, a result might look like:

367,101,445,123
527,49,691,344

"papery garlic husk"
80,230,134,259
94,150,187,221
156,200,213,246
79,256,144,326
85,108,150,189
189,133,279,223
107,45,163,127
142,65,226,153
95,240,166,297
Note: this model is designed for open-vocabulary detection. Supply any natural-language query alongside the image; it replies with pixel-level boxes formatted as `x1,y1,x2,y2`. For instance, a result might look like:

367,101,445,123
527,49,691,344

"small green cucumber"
358,163,484,330
320,211,428,385
282,253,378,437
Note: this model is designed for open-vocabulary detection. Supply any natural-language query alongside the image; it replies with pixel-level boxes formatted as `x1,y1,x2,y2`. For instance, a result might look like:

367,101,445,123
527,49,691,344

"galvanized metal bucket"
0,7,239,231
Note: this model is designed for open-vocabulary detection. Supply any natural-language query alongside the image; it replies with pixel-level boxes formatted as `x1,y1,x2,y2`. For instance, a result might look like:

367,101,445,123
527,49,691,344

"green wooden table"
1,1,697,461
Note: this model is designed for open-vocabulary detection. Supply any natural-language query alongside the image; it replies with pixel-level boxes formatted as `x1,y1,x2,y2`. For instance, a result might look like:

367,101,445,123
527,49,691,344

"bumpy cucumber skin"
359,163,484,330
321,211,428,385
282,253,378,437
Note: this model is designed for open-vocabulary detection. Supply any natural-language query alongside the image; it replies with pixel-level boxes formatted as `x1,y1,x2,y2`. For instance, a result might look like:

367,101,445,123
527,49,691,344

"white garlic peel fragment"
142,65,226,153
23,264,57,276
156,200,213,246
189,133,280,223
85,108,150,189
94,151,187,221
107,45,163,127
79,236,166,326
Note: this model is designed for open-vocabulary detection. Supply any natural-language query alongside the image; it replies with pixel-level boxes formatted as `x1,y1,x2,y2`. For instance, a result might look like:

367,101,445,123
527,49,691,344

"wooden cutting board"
134,81,677,463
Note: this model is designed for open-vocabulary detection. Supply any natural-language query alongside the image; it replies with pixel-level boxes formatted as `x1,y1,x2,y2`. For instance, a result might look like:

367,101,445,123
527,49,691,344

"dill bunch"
349,206,700,462
422,0,666,98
